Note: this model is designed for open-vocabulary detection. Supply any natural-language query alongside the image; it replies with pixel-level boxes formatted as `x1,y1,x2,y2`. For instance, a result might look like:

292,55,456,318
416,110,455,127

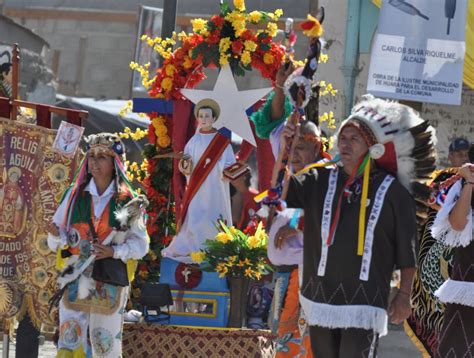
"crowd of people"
28,60,471,358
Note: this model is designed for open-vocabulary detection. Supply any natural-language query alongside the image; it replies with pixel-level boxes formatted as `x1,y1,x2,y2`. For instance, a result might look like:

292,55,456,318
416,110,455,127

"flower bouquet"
191,220,271,327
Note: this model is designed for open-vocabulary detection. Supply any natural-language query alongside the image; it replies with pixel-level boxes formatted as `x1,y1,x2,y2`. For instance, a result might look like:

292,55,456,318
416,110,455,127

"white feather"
57,257,81,288
78,275,96,299
114,206,130,228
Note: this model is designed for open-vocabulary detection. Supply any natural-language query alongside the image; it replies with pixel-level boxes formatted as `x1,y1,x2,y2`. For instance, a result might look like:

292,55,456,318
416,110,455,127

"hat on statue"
193,98,221,120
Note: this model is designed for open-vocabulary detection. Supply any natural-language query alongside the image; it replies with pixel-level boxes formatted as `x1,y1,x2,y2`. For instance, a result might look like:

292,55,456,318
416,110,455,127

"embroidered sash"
177,132,230,231
359,175,393,281
318,168,338,277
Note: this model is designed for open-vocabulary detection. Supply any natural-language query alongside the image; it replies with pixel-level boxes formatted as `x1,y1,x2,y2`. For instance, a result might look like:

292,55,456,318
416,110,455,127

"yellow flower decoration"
248,11,262,23
226,260,235,268
183,56,193,69
225,12,246,37
216,263,229,277
157,135,171,148
153,116,165,125
191,18,208,33
233,0,245,11
155,124,168,136
219,53,230,66
165,64,176,77
267,22,278,37
241,51,251,66
129,162,139,171
178,31,188,42
254,271,262,280
257,231,267,243
191,251,206,264
319,53,329,64
216,232,233,244
244,267,253,278
161,77,173,91
263,53,274,65
140,159,149,172
247,235,260,248
219,37,232,53
244,40,257,52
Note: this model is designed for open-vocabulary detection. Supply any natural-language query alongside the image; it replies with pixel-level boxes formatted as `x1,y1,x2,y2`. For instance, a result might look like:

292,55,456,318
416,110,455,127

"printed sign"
367,0,468,105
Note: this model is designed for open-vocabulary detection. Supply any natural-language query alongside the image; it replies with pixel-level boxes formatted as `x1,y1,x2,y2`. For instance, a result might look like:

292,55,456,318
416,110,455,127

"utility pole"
309,0,319,15
161,0,177,41
160,0,177,68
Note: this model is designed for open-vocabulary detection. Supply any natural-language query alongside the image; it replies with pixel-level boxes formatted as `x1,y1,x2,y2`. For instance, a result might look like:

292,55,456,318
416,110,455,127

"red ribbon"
326,154,366,246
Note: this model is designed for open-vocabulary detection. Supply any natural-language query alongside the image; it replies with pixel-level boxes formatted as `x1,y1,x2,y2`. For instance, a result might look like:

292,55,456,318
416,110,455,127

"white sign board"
52,121,84,157
367,0,468,105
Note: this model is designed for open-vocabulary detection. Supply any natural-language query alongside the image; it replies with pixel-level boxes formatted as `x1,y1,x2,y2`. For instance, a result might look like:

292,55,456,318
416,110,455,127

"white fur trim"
47,232,63,252
112,219,149,261
299,294,388,336
111,231,127,245
432,180,473,247
435,279,474,307
77,275,95,299
57,256,81,288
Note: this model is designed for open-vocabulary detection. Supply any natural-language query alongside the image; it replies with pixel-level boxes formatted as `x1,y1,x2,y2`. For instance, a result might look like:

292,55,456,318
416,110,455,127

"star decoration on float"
181,65,272,147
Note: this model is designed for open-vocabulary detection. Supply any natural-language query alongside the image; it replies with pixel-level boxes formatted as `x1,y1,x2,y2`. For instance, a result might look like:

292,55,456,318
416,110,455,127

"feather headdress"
338,94,437,220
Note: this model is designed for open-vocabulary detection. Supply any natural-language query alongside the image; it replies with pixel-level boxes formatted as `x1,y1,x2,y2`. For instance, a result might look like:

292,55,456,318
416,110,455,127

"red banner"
0,117,80,329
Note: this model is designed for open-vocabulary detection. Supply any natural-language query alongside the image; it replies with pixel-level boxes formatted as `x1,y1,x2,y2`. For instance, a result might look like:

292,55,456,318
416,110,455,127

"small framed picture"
52,121,84,157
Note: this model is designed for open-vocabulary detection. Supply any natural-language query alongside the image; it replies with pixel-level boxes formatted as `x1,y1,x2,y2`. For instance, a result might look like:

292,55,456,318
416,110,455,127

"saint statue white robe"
162,131,235,263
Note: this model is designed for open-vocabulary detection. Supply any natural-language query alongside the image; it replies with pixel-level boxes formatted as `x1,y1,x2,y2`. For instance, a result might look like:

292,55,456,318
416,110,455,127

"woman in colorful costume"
48,133,149,357
432,161,474,357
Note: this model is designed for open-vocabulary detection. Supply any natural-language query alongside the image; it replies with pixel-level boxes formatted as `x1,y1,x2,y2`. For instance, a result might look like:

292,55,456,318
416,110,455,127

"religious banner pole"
10,43,19,121
0,44,88,350
1,42,19,358
160,0,177,67
265,10,325,229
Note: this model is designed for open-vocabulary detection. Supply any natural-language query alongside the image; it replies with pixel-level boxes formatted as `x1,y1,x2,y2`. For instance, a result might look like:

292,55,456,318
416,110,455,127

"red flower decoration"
161,235,172,246
211,15,225,28
231,40,244,54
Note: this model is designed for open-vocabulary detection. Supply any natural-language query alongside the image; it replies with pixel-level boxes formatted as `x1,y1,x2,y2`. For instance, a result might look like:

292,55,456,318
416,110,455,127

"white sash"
318,168,338,276
359,175,394,281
